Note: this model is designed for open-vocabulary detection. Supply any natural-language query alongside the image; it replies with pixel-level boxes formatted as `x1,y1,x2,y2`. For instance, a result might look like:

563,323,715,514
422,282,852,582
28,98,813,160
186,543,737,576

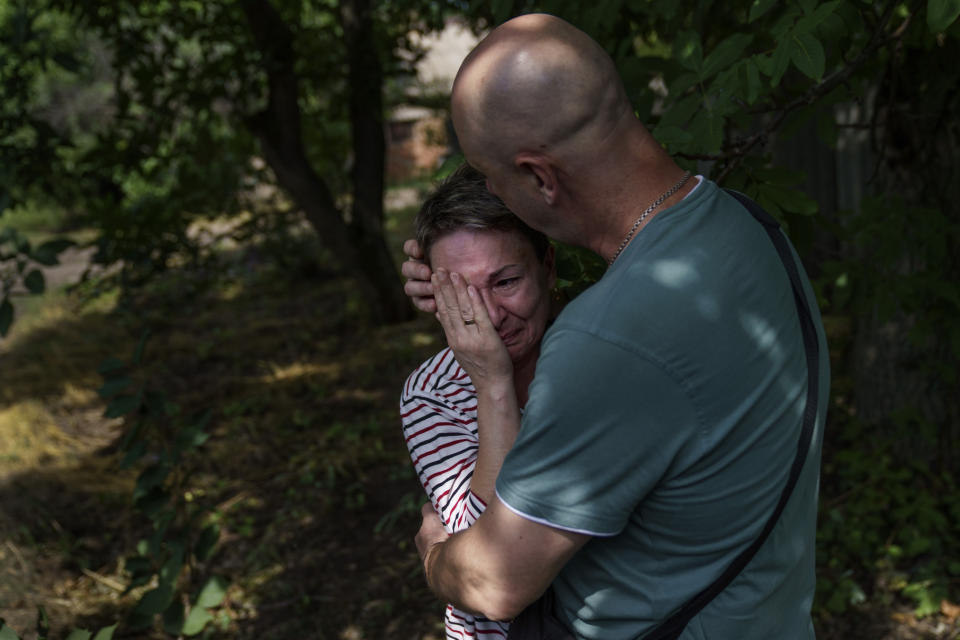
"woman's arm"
400,350,485,533
433,269,521,505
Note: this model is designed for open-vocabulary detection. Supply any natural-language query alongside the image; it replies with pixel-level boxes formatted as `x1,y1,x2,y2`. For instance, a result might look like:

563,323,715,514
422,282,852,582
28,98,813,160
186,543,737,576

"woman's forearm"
469,376,521,503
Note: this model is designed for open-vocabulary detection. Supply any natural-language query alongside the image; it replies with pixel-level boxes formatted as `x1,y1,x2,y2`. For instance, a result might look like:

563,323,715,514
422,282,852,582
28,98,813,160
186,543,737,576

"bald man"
405,14,828,640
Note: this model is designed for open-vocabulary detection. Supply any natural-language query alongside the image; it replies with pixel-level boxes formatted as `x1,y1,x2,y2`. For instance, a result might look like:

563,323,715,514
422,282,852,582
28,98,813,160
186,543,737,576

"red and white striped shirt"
401,347,510,639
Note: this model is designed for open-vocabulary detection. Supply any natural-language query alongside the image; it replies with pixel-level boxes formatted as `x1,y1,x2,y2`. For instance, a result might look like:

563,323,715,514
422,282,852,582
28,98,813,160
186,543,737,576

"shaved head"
451,13,684,257
451,13,631,171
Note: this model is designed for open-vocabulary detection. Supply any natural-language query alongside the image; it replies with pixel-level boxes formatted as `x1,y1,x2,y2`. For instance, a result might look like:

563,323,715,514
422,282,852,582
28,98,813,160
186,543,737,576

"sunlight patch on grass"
1,286,118,349
61,382,100,406
410,331,437,347
0,401,130,494
262,361,343,383
0,401,78,468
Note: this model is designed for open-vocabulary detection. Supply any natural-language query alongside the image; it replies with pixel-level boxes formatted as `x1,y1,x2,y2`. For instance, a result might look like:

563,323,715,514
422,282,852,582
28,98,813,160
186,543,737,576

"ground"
1,205,958,639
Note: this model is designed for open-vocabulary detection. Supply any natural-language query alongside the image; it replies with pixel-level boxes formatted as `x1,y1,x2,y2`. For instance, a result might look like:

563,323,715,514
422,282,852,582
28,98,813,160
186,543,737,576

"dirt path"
42,246,98,290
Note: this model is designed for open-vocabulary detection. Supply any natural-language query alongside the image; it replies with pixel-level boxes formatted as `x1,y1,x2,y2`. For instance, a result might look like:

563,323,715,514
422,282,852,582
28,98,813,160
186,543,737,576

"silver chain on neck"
608,171,693,265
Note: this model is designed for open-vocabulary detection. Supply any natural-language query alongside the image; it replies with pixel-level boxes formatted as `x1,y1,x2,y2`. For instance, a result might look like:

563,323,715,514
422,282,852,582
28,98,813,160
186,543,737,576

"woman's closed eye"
494,276,521,290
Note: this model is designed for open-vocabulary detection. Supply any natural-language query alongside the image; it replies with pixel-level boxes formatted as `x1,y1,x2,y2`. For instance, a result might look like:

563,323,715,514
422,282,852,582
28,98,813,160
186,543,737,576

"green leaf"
124,555,153,575
30,239,73,266
702,34,754,79
194,524,220,562
132,329,151,365
743,58,763,104
668,72,700,98
756,183,818,215
749,0,778,22
0,298,13,337
24,269,45,294
134,464,169,501
769,40,792,86
928,0,960,31
673,31,703,73
658,93,702,129
686,109,725,154
160,540,185,584
195,576,228,608
163,600,184,635
97,357,127,376
91,624,117,640
65,630,92,640
97,377,134,399
36,605,49,639
175,424,210,453
52,52,82,73
134,584,175,616
104,392,141,418
14,235,30,255
181,606,213,636
143,390,170,418
119,440,147,469
0,625,21,640
651,125,694,150
799,0,843,31
134,487,171,520
790,31,825,80
124,612,152,631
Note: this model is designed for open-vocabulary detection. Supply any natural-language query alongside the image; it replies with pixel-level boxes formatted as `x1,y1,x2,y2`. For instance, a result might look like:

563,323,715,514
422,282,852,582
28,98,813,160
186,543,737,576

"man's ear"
515,153,558,205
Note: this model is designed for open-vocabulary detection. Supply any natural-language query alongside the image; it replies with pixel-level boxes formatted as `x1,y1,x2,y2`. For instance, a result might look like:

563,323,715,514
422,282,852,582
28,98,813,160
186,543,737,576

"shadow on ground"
0,251,450,639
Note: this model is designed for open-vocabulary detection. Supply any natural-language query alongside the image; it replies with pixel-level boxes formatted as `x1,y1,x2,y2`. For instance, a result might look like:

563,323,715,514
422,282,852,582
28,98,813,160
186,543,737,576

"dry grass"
0,233,449,639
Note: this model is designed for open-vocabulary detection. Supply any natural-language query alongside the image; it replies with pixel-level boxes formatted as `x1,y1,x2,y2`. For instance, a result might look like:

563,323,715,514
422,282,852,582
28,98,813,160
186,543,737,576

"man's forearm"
417,497,591,623
423,524,526,621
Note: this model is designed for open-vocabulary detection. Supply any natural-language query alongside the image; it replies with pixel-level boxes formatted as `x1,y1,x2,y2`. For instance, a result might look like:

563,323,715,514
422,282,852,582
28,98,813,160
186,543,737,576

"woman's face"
429,229,555,370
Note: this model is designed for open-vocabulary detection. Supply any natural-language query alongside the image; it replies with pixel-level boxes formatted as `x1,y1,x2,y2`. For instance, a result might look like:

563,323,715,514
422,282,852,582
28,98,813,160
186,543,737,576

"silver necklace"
608,171,693,265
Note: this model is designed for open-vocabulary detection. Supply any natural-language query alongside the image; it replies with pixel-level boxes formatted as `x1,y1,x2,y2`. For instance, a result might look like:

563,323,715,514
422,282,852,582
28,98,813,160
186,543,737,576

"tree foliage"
0,0,467,326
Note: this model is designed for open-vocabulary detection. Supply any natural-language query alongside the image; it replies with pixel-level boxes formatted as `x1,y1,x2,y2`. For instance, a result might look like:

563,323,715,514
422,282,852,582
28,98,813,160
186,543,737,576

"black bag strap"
643,190,821,640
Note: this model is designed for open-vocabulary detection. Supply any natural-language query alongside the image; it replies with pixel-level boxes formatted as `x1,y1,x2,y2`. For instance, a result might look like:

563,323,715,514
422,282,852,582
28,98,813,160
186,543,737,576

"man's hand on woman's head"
402,238,437,313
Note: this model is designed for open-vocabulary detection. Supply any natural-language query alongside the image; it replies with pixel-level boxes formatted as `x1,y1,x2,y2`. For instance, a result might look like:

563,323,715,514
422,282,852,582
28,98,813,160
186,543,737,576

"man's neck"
597,170,699,264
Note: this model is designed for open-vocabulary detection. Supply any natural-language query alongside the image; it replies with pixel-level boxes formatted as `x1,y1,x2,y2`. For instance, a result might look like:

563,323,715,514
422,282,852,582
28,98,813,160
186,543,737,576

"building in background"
386,19,480,182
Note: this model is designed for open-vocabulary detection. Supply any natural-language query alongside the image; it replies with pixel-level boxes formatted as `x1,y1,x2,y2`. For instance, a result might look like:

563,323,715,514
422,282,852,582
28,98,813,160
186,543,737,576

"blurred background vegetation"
1,0,958,638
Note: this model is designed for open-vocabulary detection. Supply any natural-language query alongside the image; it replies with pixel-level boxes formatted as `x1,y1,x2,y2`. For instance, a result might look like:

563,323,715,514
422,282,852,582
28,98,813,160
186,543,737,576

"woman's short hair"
415,163,550,264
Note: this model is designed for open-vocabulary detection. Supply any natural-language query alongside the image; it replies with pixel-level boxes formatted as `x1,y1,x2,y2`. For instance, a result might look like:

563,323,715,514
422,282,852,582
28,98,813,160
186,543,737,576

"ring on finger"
463,319,476,326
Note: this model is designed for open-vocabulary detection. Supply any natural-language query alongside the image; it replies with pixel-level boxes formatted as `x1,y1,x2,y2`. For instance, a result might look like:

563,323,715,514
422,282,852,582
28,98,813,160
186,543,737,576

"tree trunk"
241,0,413,324
339,0,414,322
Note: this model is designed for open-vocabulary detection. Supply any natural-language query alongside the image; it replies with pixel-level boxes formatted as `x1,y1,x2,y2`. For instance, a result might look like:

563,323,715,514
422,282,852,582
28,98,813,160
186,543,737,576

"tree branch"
675,0,910,182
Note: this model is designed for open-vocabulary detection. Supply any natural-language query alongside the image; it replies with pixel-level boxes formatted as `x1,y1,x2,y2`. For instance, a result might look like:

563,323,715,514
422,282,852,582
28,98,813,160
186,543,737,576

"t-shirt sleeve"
400,369,485,534
495,327,701,536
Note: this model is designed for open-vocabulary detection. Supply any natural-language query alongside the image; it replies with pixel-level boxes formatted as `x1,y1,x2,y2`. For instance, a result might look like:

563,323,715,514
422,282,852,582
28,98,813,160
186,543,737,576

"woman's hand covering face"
433,268,514,387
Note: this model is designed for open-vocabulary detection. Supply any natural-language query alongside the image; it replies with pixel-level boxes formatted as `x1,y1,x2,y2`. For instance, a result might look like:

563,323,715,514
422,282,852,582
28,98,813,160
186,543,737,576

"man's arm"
417,495,590,621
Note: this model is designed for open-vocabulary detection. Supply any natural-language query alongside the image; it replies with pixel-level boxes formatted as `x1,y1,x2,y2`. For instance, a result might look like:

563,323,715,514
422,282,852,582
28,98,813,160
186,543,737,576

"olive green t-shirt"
496,180,829,639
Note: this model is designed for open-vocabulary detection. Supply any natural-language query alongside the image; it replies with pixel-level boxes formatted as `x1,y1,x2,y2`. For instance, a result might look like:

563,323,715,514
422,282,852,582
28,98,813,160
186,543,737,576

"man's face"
430,229,554,368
